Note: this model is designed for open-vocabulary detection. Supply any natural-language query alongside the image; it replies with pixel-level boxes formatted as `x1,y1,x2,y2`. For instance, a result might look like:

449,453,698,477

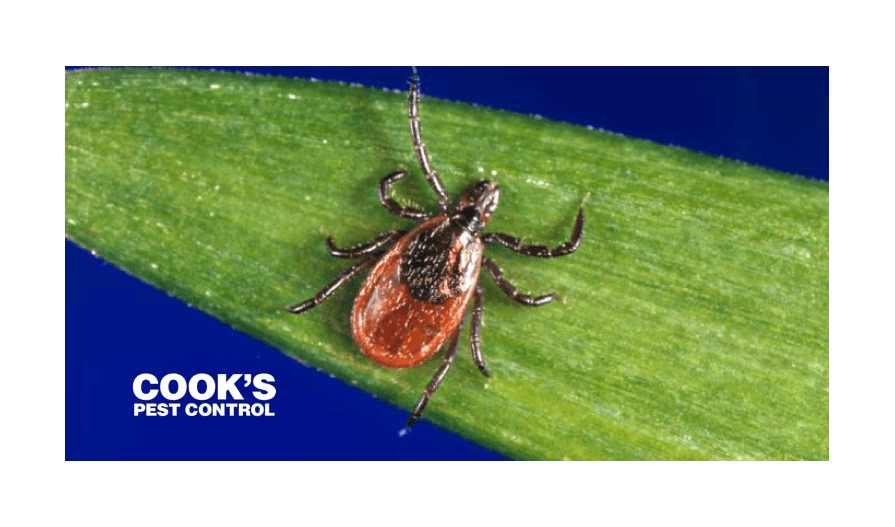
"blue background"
66,67,828,460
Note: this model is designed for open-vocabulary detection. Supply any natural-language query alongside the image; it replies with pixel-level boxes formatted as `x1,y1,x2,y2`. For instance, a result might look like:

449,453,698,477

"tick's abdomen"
351,217,483,368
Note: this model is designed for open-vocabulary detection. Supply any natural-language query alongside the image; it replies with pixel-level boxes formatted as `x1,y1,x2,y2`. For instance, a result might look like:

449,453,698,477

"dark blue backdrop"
65,67,828,460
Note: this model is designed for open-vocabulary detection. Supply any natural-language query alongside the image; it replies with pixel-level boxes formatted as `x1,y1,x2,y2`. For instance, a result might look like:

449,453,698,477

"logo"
133,374,276,417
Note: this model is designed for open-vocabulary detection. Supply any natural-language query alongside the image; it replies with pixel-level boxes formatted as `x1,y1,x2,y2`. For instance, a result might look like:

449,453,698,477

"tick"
286,69,585,428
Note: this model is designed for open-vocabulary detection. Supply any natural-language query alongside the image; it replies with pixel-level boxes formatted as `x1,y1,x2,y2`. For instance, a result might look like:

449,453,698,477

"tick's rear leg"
482,257,556,306
470,284,491,377
326,230,407,258
379,170,431,221
406,319,465,428
483,207,584,257
284,251,384,314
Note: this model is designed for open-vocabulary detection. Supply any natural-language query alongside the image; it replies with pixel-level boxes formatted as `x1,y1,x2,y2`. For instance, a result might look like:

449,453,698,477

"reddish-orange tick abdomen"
351,217,483,368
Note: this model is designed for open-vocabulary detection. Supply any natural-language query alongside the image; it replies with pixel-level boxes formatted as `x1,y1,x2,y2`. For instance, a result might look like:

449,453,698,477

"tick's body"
286,69,585,427
353,216,482,368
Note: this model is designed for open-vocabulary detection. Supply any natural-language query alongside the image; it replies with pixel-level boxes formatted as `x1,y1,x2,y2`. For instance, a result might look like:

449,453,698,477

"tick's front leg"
407,67,450,215
483,207,584,257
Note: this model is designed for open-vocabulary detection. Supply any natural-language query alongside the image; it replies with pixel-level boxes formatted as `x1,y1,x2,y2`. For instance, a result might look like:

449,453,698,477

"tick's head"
456,180,500,231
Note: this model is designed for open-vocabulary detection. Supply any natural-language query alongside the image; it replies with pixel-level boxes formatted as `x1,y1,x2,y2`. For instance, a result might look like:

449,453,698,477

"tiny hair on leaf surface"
65,68,828,460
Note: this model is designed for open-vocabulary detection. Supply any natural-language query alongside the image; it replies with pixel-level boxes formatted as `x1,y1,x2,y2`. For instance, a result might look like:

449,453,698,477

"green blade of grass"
65,68,828,460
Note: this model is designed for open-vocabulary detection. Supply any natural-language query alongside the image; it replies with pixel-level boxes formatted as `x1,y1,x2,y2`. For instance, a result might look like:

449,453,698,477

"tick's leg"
483,207,585,257
379,170,431,221
482,257,556,306
470,284,491,377
284,251,383,314
408,67,450,215
406,319,464,428
326,230,407,258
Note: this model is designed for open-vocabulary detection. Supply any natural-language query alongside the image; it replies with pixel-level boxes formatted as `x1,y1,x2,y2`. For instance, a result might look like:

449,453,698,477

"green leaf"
66,68,828,460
